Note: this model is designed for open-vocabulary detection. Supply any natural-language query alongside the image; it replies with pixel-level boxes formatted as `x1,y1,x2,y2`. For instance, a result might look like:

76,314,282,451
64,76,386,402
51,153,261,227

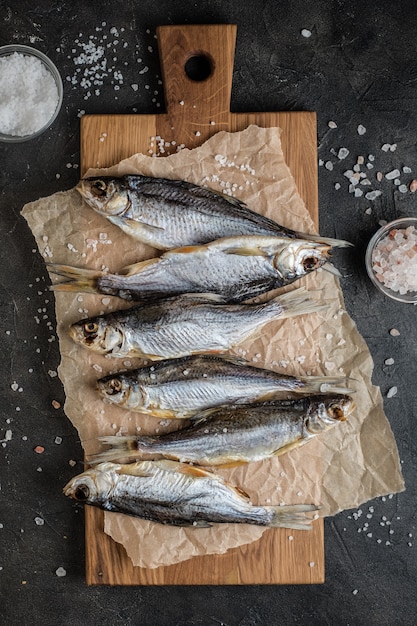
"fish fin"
164,244,207,256
47,264,102,293
121,257,160,276
297,375,355,395
322,262,342,277
296,233,354,248
110,215,165,237
266,504,320,530
89,436,140,465
176,464,218,479
213,460,250,470
268,287,327,319
116,462,155,478
272,439,305,456
221,244,270,257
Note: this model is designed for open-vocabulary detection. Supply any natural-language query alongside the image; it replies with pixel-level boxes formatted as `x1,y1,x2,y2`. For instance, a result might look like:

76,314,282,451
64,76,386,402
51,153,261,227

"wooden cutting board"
80,24,323,585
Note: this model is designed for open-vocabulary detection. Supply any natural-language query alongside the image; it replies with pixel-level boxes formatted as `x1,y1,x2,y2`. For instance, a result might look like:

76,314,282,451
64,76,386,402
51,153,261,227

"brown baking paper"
21,125,404,569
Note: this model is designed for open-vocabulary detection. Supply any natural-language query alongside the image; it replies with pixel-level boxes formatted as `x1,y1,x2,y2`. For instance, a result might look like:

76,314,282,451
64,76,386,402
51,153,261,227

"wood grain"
80,24,323,585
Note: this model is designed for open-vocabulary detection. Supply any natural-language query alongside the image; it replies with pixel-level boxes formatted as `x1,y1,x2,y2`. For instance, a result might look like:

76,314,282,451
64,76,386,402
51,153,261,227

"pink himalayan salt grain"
372,226,417,294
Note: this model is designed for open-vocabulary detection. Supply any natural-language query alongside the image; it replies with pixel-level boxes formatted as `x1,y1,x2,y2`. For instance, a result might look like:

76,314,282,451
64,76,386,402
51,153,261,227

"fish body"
92,395,355,466
49,234,337,303
77,175,350,250
68,288,324,360
63,459,318,529
97,354,352,419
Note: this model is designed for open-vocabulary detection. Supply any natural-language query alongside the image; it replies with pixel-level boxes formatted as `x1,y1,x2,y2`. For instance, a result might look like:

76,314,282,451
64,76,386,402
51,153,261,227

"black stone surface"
1,2,416,625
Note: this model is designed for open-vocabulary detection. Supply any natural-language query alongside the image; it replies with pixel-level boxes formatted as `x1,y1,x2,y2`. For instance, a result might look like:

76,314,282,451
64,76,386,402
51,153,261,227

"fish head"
97,375,138,408
76,177,129,216
69,317,124,355
273,241,333,281
305,395,355,435
63,464,117,506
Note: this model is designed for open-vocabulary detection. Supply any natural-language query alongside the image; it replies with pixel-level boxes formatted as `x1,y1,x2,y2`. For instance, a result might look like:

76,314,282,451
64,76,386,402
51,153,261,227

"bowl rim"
0,44,63,142
365,216,417,303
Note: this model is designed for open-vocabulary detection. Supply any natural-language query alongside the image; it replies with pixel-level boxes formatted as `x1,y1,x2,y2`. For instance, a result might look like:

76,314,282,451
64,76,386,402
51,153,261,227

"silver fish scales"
67,288,324,360
63,459,319,530
97,354,353,419
49,234,341,303
91,395,355,466
77,175,351,250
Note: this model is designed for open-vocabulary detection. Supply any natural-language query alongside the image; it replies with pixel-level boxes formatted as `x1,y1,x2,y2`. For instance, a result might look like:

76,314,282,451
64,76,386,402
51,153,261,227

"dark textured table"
1,2,416,624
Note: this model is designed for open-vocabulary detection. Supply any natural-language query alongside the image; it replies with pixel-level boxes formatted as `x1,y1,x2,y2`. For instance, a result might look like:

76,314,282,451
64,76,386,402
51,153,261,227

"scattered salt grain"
55,567,66,577
0,52,59,136
54,436,63,445
384,358,394,366
328,121,337,129
385,169,400,180
389,328,400,336
365,190,382,201
34,517,44,526
387,387,398,398
357,124,366,135
352,589,359,595
338,147,349,160
301,29,312,38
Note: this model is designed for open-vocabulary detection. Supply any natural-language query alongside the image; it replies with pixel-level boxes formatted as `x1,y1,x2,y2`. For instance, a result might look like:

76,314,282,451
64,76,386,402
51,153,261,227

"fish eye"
302,256,319,271
74,485,90,501
84,321,98,336
106,378,123,395
91,180,107,197
84,322,98,335
330,406,345,421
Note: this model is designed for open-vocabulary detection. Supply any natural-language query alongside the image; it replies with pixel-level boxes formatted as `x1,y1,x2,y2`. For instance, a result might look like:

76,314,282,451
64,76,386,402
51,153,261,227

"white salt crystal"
403,166,412,174
387,387,397,398
385,169,400,180
301,29,312,38
338,147,349,160
385,358,394,365
325,161,334,171
328,121,337,129
365,190,382,201
34,517,44,526
399,184,408,193
334,182,341,190
55,567,67,577
381,143,391,152
389,328,400,336
357,124,366,135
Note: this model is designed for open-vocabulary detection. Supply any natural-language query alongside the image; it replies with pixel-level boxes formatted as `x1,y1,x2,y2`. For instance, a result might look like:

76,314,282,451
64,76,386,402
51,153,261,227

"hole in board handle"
184,53,213,82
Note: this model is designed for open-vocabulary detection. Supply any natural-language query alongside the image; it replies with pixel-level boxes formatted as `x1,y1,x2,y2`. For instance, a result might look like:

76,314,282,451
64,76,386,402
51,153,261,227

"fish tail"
269,287,326,319
298,375,355,395
47,264,103,294
88,436,140,464
267,504,320,530
296,232,353,248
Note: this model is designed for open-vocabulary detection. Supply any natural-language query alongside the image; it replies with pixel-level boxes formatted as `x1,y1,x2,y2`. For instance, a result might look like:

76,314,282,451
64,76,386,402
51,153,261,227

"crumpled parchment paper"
21,125,404,569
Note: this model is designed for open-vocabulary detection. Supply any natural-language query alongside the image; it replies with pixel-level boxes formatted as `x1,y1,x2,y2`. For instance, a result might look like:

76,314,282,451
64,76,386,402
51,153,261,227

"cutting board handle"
156,24,237,119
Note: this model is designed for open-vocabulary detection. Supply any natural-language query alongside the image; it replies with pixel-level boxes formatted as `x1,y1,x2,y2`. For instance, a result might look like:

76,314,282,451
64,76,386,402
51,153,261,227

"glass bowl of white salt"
0,44,63,142
365,217,417,303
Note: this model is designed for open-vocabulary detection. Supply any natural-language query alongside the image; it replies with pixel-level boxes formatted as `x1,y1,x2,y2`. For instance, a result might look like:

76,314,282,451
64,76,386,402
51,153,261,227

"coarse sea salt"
372,226,417,294
0,52,59,136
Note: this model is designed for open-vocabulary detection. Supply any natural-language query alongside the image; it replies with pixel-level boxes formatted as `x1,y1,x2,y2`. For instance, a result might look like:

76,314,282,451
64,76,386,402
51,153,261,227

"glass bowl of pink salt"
0,45,63,142
365,217,417,303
